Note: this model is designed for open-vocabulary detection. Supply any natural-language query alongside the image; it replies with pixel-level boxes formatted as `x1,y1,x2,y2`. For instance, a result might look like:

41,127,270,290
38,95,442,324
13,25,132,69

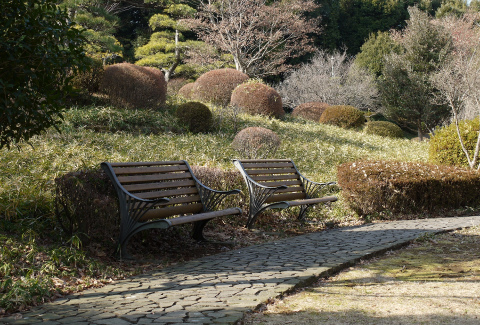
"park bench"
101,160,242,258
233,159,337,229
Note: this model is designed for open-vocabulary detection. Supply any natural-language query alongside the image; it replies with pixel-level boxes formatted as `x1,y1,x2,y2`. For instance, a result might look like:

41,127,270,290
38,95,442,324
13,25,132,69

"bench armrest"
294,166,336,199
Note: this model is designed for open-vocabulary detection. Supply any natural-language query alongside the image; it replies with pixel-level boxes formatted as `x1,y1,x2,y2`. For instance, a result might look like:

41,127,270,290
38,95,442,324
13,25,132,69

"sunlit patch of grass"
244,227,480,325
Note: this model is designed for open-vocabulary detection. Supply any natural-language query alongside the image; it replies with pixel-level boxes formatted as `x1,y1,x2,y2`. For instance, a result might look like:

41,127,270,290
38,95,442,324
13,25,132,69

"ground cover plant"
0,101,430,315
243,226,480,325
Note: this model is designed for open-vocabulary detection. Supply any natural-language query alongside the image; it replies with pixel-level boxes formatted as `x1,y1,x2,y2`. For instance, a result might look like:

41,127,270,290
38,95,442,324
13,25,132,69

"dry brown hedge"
191,68,249,106
99,63,167,109
232,127,281,159
178,82,195,99
231,82,284,118
319,105,365,129
292,102,330,121
337,160,480,216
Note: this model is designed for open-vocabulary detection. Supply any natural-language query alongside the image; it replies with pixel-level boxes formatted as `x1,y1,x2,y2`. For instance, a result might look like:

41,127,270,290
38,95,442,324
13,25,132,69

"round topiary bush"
230,81,284,119
292,102,330,121
177,82,195,99
99,63,167,109
175,101,213,133
191,68,249,106
429,118,479,168
364,121,404,138
232,127,281,159
319,105,365,129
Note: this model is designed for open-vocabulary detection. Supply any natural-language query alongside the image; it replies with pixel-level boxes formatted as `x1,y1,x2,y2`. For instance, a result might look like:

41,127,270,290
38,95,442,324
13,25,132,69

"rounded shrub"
99,63,167,109
191,68,249,106
230,81,284,119
292,102,330,121
167,77,190,97
429,118,480,168
232,127,281,159
364,121,404,138
177,82,195,99
175,101,213,133
319,105,365,129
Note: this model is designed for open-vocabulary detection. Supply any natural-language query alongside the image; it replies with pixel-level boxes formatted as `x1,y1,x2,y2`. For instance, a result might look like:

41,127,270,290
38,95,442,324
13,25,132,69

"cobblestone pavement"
3,216,480,325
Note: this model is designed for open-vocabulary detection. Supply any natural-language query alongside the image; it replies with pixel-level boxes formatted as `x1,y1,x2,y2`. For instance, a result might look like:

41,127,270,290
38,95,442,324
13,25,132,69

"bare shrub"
100,63,167,109
276,50,379,111
232,127,281,159
191,68,249,106
231,80,284,118
292,102,330,121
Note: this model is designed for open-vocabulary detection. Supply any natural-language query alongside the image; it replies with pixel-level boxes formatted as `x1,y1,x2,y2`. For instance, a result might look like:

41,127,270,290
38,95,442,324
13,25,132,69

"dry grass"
243,226,480,325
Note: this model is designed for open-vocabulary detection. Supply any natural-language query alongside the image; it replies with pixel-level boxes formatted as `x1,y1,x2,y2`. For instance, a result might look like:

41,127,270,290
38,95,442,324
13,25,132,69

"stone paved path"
3,216,480,325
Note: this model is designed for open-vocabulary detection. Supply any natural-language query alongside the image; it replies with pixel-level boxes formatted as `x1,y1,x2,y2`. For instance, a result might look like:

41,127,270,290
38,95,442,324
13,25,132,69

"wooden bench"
233,159,337,229
101,160,242,258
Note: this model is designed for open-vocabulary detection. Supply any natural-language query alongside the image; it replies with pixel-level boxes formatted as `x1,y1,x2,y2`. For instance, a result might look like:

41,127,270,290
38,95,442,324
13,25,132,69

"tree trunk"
417,119,423,141
164,29,181,82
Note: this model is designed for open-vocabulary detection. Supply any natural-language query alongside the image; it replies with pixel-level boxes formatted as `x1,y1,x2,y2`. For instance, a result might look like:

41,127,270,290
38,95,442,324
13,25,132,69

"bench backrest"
235,159,307,203
102,161,204,220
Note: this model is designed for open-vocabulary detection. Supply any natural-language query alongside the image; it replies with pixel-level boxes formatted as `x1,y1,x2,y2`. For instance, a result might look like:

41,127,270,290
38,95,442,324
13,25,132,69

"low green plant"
319,105,366,129
429,118,479,168
364,121,404,138
175,102,213,133
337,160,480,216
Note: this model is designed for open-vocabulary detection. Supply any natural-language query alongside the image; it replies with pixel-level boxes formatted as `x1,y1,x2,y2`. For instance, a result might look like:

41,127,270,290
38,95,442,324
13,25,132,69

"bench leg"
191,219,210,241
297,205,310,220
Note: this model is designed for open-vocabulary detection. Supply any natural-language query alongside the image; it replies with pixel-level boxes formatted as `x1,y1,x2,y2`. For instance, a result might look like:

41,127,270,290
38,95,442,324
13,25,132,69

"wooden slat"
110,161,185,167
287,196,338,207
257,180,302,187
251,174,299,182
154,195,201,206
118,172,191,184
135,187,198,200
167,208,242,226
245,168,297,175
238,159,291,163
140,203,204,221
112,165,189,175
272,186,304,194
123,180,196,192
241,162,294,169
265,192,306,203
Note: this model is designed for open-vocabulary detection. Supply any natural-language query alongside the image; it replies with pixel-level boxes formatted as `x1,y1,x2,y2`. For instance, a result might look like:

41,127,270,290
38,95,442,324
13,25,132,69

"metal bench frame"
101,160,242,258
233,159,337,229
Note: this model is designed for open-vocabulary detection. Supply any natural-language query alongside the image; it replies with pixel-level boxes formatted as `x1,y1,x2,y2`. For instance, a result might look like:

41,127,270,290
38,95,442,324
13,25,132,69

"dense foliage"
364,121,404,138
338,160,480,216
175,101,213,133
231,81,284,118
231,127,281,159
99,63,167,109
319,105,366,129
0,0,89,149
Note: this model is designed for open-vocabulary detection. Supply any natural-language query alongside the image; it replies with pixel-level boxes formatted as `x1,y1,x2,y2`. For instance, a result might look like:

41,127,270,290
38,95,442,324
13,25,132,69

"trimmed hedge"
230,81,284,118
429,118,479,168
99,63,167,109
364,121,404,138
319,105,365,129
337,160,480,216
191,68,249,106
178,82,195,99
175,101,213,133
292,102,330,122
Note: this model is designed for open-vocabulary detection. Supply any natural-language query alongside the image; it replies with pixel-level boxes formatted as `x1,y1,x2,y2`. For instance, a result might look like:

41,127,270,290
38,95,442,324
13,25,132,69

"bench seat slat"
257,180,302,187
241,162,294,169
112,165,189,175
140,203,204,221
135,187,198,200
237,159,292,163
118,172,192,184
246,168,298,175
287,196,338,207
167,208,242,226
123,180,196,192
272,186,304,194
109,161,186,167
265,192,306,203
154,195,201,206
251,174,299,182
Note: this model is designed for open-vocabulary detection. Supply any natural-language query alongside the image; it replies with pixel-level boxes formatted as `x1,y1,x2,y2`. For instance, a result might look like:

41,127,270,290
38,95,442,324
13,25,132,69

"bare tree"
185,0,319,77
432,13,480,169
276,50,379,111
